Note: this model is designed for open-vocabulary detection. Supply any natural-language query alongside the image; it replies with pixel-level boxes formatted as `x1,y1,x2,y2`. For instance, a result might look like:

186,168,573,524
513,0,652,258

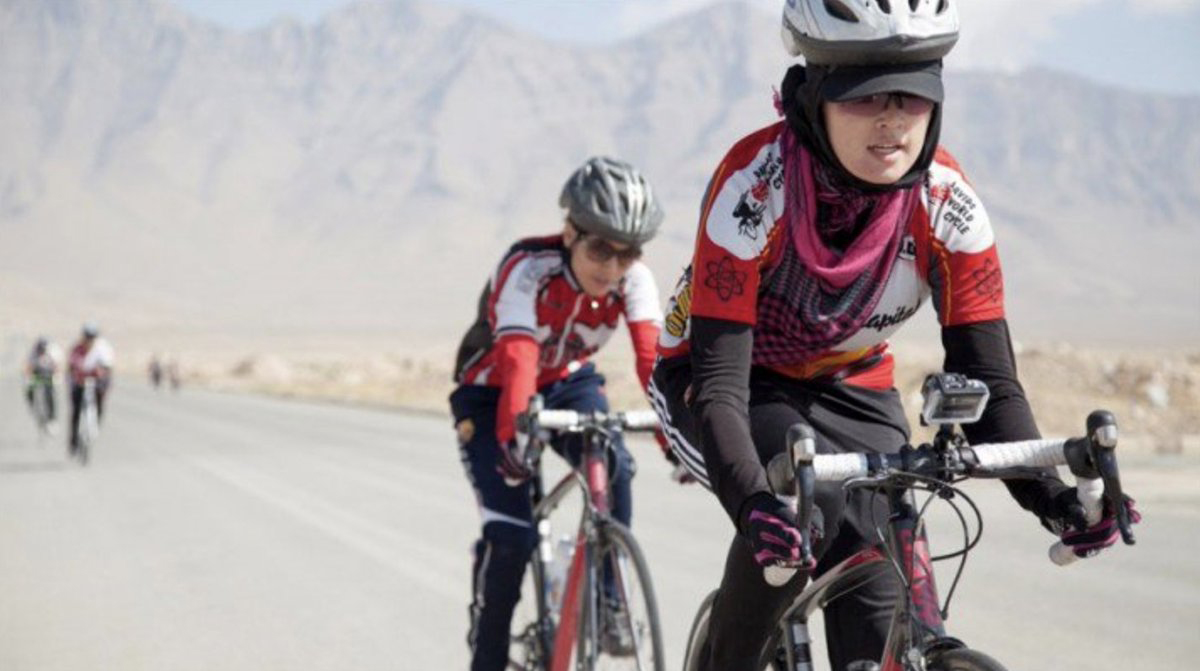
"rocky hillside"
2,0,1198,346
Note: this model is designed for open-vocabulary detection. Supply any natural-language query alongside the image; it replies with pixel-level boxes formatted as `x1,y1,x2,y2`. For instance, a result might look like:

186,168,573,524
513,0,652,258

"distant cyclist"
25,336,62,424
647,2,1141,669
148,354,163,389
450,157,666,670
68,323,115,454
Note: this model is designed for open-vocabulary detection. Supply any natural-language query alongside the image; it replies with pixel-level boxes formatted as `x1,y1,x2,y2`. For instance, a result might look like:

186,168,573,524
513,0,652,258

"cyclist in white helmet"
648,2,1141,668
67,322,115,453
450,157,672,670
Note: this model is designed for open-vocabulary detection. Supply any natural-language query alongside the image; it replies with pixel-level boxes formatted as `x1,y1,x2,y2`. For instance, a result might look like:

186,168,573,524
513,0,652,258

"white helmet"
782,0,959,66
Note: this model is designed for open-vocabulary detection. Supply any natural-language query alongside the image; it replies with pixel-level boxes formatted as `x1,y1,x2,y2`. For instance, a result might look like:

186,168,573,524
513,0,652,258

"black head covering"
780,62,944,193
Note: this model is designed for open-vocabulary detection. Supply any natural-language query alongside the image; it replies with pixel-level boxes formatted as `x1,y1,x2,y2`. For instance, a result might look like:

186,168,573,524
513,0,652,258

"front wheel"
509,552,554,671
32,384,52,441
578,520,665,671
927,648,1009,671
77,403,97,465
681,591,716,671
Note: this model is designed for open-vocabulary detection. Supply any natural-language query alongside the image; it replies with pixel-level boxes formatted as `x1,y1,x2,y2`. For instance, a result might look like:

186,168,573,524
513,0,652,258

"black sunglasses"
834,92,935,116
576,234,642,266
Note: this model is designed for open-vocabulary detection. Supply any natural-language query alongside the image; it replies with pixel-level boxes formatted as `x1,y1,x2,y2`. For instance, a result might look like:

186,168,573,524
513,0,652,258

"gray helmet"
81,322,99,338
559,157,663,247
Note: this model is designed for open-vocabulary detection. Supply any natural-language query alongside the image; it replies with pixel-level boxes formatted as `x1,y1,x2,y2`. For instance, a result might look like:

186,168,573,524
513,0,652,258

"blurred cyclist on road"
67,323,115,454
25,336,62,423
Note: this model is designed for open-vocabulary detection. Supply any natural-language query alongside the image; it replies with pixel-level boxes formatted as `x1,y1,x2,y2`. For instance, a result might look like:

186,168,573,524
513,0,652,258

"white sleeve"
492,256,541,338
621,261,662,325
925,162,994,254
95,340,115,368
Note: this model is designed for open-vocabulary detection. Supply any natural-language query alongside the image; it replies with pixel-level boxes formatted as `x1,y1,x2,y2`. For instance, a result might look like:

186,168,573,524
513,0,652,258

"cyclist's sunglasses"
832,91,935,117
577,234,642,266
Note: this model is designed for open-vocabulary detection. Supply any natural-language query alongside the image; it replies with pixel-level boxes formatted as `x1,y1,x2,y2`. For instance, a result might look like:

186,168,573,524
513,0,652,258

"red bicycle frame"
530,431,613,671
772,486,945,671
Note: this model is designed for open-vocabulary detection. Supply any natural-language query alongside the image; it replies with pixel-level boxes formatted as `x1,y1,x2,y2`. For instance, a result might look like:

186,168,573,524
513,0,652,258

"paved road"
2,383,1197,670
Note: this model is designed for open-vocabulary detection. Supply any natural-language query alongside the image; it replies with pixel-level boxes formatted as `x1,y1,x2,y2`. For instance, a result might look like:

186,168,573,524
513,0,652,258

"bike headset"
559,157,664,247
779,0,960,193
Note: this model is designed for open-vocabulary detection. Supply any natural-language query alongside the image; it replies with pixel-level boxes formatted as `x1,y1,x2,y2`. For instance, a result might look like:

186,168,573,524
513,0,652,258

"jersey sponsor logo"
664,282,693,338
864,303,920,332
972,258,1003,304
734,152,783,241
733,191,767,240
536,322,614,370
899,234,916,260
538,331,586,368
752,150,785,193
936,182,979,236
703,255,747,302
706,143,784,261
928,183,952,204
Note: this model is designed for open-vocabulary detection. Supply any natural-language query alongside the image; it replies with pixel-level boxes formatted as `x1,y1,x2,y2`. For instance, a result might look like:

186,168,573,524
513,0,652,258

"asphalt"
2,382,1196,670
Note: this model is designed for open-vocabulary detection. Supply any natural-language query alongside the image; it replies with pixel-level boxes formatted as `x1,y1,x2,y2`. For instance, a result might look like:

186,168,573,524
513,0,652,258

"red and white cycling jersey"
68,338,115,385
659,122,1004,389
456,235,661,443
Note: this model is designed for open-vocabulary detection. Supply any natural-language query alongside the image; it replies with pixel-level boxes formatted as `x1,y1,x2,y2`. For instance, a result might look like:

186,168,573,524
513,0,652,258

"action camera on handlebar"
920,373,990,426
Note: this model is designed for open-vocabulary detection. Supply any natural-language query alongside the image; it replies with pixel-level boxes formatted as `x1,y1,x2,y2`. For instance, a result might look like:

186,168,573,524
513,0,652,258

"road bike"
74,378,100,465
681,373,1137,671
509,395,666,671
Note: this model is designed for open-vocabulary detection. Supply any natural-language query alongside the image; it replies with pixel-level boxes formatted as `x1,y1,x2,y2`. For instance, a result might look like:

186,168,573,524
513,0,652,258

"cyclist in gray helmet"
451,156,673,670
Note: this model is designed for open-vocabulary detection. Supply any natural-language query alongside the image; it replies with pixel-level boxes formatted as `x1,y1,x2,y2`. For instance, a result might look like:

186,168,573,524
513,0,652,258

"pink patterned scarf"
748,127,920,365
782,128,916,289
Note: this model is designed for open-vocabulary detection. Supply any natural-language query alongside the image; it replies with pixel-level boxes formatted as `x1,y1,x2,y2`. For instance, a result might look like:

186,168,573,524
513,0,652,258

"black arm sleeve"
690,316,771,528
942,318,1069,519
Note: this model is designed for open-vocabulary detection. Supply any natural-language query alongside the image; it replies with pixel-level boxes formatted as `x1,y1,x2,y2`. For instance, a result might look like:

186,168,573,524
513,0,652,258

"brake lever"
763,422,818,587
791,423,817,566
1088,411,1136,546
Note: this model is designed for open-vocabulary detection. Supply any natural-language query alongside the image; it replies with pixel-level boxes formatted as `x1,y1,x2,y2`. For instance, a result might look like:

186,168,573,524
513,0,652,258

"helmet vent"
824,0,860,22
936,0,949,13
877,0,892,14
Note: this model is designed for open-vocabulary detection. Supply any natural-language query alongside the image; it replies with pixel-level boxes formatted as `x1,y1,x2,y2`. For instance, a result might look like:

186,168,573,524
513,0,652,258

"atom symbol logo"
704,256,747,302
971,259,1002,303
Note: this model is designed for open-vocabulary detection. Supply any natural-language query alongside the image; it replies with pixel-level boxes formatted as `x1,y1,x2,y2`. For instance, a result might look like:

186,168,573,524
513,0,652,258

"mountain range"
2,0,1197,349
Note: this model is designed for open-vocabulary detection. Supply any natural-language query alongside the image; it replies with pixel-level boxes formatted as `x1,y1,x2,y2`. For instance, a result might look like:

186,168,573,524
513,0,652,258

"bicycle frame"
687,401,1135,671
773,485,945,671
526,427,614,671
76,378,100,463
30,376,53,427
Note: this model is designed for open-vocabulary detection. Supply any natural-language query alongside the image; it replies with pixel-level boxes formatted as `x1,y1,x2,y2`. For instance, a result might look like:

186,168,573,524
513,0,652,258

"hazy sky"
170,0,1200,96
